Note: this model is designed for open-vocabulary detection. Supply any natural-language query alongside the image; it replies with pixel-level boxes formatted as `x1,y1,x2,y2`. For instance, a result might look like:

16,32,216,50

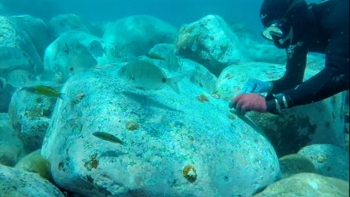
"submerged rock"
0,144,20,167
0,113,24,166
9,15,52,59
8,83,59,152
48,14,97,39
103,15,177,58
298,144,349,181
253,173,349,197
43,31,102,83
0,164,64,197
15,149,52,181
0,15,43,75
279,154,317,179
216,61,347,157
41,65,280,197
174,15,248,76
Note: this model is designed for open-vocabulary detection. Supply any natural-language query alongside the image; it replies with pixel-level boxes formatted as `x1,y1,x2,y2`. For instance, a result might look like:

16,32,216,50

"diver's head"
260,0,308,49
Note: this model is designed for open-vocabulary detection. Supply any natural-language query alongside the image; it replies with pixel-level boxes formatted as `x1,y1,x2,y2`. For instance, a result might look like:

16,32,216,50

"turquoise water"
0,0,348,197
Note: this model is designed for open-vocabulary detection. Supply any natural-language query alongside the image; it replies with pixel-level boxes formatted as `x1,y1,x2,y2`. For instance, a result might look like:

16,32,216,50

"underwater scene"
0,0,349,196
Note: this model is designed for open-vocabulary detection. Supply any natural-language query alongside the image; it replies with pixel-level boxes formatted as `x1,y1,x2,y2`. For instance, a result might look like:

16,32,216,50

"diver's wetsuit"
266,0,349,112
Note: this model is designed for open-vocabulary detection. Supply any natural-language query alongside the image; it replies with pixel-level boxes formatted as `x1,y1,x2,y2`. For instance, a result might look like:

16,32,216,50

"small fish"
165,53,181,72
145,52,165,60
64,43,70,54
61,42,97,80
230,109,269,141
0,47,31,70
88,40,105,57
92,132,124,145
21,85,65,99
0,69,36,88
118,60,185,93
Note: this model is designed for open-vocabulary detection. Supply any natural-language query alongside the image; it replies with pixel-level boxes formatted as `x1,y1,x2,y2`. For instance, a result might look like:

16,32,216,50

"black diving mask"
261,20,293,49
261,0,304,48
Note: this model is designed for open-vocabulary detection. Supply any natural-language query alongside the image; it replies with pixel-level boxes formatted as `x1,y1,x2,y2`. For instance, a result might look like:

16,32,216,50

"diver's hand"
229,93,267,115
241,79,273,93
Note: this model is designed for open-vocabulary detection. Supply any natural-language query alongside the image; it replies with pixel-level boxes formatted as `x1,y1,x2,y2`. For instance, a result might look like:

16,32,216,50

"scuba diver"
229,0,349,115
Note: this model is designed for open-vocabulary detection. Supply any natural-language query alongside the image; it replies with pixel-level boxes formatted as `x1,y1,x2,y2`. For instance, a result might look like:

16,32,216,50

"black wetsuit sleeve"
269,44,308,94
281,31,349,108
265,0,349,113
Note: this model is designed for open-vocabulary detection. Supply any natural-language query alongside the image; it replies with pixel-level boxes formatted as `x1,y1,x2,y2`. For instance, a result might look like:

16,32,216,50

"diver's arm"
269,43,308,94
266,34,349,113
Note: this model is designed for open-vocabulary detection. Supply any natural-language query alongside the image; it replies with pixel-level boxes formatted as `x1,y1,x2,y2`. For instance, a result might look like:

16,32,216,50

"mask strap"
282,0,303,19
278,26,294,44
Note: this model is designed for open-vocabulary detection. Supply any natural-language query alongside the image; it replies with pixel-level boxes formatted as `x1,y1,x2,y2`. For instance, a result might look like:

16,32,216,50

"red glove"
229,93,267,114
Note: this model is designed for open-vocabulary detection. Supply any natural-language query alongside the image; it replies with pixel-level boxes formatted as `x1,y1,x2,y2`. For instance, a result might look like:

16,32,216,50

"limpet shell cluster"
183,165,197,183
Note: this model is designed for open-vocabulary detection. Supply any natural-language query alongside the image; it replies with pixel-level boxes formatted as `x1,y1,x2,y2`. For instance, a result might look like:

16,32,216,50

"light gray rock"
0,84,15,112
103,15,177,58
43,31,102,83
0,15,43,75
48,14,97,39
174,15,248,76
183,59,218,94
253,173,349,197
246,44,286,64
41,65,280,197
148,43,176,59
298,144,349,181
0,113,24,166
142,43,217,94
216,61,347,156
279,154,317,179
0,144,20,167
0,164,64,197
15,149,52,181
8,83,60,152
9,15,52,58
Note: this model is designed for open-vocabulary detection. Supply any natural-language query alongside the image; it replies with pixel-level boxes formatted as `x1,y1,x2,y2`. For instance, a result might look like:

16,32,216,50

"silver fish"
165,53,181,72
88,40,105,57
0,47,30,70
118,60,184,93
0,69,36,88
61,42,97,80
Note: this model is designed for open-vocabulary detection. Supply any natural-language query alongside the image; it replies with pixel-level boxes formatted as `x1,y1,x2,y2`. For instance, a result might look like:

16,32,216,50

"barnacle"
228,114,236,120
71,92,85,105
196,94,209,102
84,153,99,171
183,165,197,183
126,120,139,131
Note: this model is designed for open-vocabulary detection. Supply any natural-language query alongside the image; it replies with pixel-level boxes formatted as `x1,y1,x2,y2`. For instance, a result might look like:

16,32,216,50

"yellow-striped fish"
92,132,124,145
21,85,65,99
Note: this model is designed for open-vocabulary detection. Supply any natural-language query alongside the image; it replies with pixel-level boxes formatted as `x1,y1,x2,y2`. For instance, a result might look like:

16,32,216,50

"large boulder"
0,15,43,74
0,85,15,112
278,154,317,179
48,14,97,39
103,15,178,58
298,144,349,181
246,44,286,64
15,149,52,181
253,173,349,197
0,164,64,197
41,65,280,197
174,15,249,76
216,60,347,157
9,15,52,58
8,82,60,152
142,43,218,94
0,113,24,166
43,31,102,83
